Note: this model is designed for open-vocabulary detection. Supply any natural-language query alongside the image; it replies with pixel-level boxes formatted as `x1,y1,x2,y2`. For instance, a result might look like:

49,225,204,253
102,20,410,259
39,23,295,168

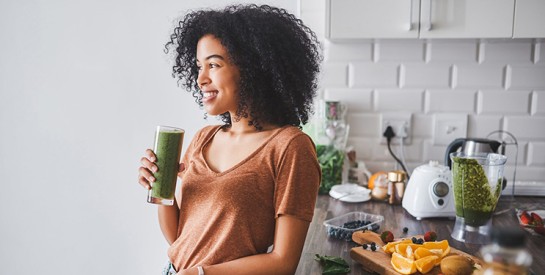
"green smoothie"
451,157,502,227
149,127,184,205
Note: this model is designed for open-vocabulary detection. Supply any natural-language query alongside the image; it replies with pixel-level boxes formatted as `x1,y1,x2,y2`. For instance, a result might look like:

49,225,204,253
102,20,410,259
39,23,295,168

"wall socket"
433,113,468,145
381,112,412,145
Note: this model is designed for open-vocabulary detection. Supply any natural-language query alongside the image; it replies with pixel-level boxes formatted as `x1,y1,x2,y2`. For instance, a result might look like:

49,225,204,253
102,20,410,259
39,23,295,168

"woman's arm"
178,214,310,275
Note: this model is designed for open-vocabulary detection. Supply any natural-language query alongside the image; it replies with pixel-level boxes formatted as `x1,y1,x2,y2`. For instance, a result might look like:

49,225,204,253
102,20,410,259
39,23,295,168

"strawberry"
520,211,533,225
534,226,545,236
424,231,437,242
531,212,543,226
380,231,394,243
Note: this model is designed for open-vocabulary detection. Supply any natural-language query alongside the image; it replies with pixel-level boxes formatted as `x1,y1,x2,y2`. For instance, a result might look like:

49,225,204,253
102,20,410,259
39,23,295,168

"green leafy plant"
317,144,345,194
314,254,350,274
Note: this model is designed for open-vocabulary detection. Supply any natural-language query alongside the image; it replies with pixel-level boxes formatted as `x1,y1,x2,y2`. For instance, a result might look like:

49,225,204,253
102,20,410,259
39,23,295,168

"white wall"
0,0,297,274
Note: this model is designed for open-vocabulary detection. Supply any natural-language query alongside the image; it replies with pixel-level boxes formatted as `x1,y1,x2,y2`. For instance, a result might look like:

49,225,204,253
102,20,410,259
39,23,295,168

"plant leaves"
315,254,351,275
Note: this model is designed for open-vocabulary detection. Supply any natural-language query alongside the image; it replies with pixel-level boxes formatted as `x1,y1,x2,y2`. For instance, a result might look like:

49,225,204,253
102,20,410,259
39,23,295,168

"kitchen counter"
296,194,545,274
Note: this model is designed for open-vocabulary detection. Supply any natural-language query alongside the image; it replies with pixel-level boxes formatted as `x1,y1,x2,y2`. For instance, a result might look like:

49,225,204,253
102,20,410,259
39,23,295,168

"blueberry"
362,244,368,249
403,227,408,233
371,245,376,251
411,237,417,243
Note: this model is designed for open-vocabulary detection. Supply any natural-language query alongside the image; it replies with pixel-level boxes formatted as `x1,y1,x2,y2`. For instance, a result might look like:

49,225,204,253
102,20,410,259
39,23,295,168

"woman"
138,4,322,275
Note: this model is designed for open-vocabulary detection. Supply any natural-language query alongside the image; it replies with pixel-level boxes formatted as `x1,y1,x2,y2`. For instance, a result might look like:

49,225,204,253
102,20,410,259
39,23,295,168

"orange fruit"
423,240,451,258
415,255,439,273
382,239,412,254
391,252,417,275
368,171,387,189
414,247,441,266
395,243,422,259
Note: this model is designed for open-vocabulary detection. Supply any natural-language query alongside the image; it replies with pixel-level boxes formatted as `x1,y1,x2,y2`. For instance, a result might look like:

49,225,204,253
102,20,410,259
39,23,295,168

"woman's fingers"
177,162,186,178
139,149,157,190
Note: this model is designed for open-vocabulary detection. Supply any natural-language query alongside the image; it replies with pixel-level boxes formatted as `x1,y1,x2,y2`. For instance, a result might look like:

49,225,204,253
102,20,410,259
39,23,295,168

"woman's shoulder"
274,125,315,147
191,124,223,142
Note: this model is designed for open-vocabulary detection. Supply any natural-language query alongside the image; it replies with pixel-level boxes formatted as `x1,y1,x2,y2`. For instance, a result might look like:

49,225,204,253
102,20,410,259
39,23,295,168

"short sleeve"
274,133,321,222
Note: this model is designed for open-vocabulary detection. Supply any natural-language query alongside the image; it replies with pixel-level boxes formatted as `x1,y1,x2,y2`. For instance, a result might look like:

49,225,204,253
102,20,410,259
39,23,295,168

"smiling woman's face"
196,34,241,116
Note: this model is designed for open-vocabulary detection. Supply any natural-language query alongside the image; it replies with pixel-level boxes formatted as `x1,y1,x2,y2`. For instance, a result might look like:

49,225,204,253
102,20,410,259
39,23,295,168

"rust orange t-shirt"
167,125,321,270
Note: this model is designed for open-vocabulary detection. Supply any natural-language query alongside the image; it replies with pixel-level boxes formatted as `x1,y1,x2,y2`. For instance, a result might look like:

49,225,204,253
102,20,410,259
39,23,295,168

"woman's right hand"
138,149,157,190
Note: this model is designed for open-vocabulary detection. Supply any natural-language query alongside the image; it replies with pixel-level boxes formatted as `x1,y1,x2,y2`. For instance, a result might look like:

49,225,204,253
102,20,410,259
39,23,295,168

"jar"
477,228,532,275
387,170,406,205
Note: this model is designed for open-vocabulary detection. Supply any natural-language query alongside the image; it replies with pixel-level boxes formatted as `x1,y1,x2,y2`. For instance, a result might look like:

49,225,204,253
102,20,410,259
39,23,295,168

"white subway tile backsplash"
325,42,373,62
427,40,478,63
467,115,503,138
509,65,545,89
421,139,449,165
528,142,545,166
324,88,372,113
478,90,531,115
425,90,475,113
504,116,545,139
374,89,423,112
503,141,527,167
480,39,534,63
321,62,348,87
533,91,545,115
346,137,373,161
411,114,434,138
510,166,545,182
375,40,425,62
455,64,505,89
350,62,399,88
401,63,451,88
346,113,380,137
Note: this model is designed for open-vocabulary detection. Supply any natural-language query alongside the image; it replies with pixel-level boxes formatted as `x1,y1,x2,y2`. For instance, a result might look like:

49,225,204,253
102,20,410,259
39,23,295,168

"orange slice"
415,255,439,273
382,239,412,254
423,240,451,258
391,252,417,275
395,243,422,259
414,247,441,266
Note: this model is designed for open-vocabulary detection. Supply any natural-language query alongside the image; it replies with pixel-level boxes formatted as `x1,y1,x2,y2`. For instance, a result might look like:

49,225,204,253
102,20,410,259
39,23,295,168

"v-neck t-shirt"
167,125,321,270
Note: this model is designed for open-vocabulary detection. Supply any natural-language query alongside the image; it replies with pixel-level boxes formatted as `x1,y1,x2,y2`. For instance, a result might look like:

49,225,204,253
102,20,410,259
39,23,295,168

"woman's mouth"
202,90,218,102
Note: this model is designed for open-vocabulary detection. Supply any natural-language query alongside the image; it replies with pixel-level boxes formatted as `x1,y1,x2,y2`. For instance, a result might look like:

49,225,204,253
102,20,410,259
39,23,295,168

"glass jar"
478,228,532,275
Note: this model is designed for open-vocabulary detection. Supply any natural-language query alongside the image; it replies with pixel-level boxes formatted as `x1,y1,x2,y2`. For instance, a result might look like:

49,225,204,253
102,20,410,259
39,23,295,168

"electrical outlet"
381,112,412,145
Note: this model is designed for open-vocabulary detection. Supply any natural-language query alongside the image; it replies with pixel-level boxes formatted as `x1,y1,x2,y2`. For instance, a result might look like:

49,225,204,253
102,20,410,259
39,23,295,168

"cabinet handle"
408,0,413,30
426,0,433,31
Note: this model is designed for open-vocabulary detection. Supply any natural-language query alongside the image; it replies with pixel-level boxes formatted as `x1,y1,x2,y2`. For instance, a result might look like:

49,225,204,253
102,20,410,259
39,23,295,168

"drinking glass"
147,126,184,206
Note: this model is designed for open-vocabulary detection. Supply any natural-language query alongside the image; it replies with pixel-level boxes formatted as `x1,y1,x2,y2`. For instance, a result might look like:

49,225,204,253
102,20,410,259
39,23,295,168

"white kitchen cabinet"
419,0,514,38
326,0,421,39
326,0,517,39
513,0,545,38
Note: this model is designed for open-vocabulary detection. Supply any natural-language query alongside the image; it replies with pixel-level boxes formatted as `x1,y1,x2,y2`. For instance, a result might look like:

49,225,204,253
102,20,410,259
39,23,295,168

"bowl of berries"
517,209,545,236
324,211,384,241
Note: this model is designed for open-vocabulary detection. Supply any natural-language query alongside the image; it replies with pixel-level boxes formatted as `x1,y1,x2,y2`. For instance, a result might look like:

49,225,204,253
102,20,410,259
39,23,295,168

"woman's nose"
197,70,209,88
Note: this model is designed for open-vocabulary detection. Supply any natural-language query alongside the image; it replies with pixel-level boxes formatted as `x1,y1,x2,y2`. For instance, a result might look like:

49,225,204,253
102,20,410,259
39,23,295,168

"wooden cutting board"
350,231,483,275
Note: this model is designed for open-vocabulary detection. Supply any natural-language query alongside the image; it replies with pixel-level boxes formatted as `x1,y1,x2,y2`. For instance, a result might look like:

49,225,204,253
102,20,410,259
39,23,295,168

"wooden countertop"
296,194,545,274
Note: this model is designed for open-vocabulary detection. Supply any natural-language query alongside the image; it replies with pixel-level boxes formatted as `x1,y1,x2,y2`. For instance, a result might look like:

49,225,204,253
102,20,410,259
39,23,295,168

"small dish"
329,183,371,203
323,211,384,241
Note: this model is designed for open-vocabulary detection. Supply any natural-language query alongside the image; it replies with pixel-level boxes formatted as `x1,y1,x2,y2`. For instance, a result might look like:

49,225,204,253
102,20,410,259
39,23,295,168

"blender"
450,152,507,244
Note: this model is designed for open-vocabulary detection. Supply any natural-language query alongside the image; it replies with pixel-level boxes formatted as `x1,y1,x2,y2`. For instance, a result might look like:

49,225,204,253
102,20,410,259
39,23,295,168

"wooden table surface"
296,194,545,274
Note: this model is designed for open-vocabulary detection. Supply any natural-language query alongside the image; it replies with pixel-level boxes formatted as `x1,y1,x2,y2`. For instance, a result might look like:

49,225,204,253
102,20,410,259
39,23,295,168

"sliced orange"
414,247,441,266
391,252,417,275
395,243,422,259
423,240,451,258
382,239,412,254
415,255,439,273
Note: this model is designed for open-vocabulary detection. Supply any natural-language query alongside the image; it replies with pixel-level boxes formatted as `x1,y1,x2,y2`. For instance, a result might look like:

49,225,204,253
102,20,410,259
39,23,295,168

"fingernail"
152,166,158,173
150,156,156,162
149,176,155,182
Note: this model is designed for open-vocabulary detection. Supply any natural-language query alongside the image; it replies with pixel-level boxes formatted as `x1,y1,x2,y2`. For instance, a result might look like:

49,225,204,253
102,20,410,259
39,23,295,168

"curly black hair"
165,4,322,130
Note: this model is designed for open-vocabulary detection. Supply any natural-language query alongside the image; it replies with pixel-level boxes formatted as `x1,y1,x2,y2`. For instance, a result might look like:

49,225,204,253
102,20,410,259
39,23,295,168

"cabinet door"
326,0,420,39
419,0,515,38
513,0,545,38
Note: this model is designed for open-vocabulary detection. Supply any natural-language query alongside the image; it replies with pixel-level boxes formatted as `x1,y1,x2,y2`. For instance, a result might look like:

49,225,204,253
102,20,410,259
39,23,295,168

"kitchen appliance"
402,160,455,220
444,137,503,168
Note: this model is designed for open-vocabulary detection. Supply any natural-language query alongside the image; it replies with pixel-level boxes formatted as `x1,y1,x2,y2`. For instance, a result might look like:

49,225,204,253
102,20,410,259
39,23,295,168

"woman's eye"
209,63,219,68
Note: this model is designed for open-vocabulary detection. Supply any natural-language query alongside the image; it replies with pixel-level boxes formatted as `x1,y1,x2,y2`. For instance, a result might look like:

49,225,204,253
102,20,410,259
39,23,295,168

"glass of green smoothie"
147,126,184,206
450,152,507,244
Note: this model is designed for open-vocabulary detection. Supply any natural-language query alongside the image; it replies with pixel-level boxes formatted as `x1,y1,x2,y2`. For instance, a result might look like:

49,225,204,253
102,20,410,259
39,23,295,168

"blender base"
451,216,491,244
